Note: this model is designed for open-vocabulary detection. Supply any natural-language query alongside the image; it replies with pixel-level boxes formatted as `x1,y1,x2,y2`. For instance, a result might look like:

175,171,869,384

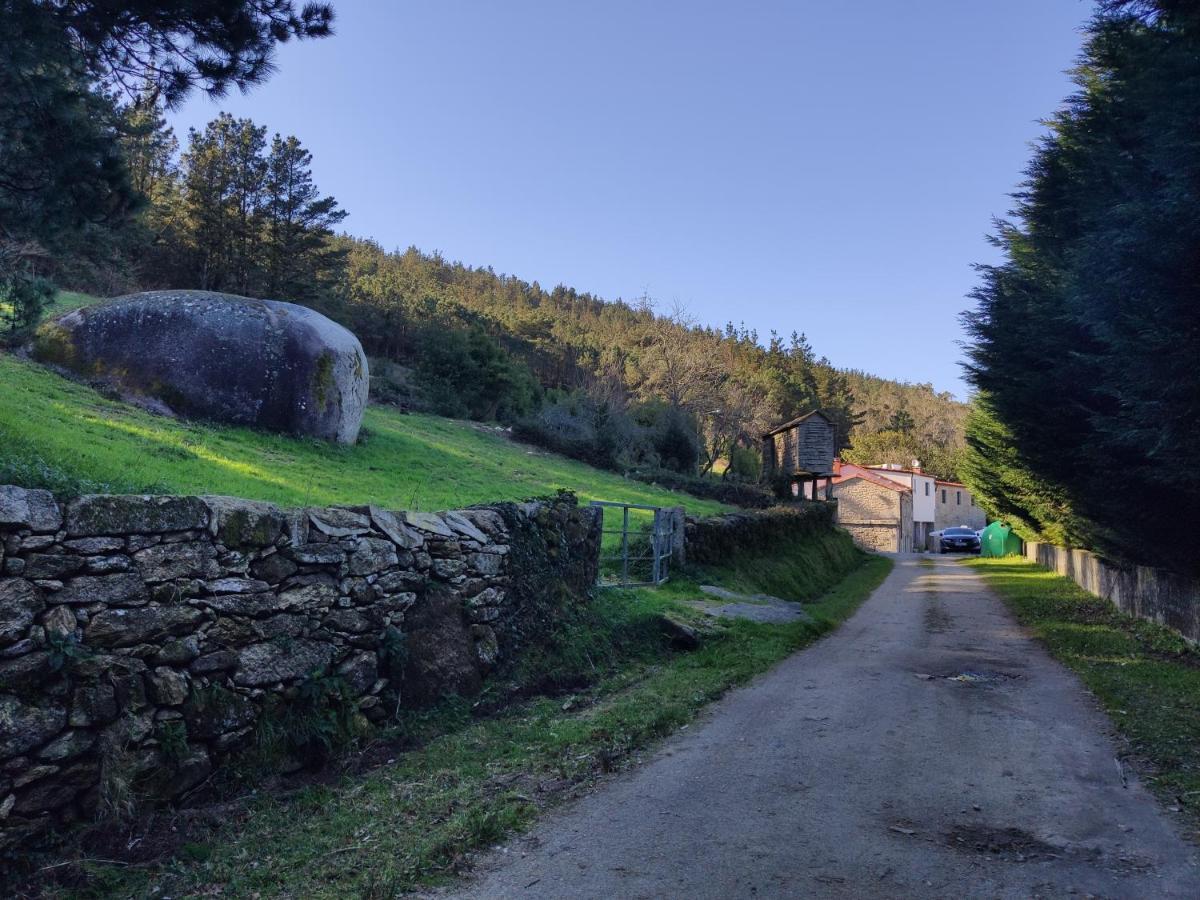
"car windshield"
945,528,975,536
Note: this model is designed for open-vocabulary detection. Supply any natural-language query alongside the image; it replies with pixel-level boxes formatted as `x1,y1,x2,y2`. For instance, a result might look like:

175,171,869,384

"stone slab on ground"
683,584,813,624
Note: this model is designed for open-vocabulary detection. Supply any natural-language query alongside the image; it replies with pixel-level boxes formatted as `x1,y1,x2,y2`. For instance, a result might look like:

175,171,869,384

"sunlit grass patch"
0,352,726,515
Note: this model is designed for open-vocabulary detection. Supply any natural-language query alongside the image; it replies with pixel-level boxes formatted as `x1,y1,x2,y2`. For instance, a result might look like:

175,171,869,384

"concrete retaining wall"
1023,541,1200,642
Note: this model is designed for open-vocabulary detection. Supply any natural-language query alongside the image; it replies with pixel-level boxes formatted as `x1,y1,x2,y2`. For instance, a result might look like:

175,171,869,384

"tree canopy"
963,0,1200,573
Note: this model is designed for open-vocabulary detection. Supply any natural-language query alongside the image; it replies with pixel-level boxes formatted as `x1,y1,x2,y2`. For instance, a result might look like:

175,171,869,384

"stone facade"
934,481,986,532
830,477,912,553
0,485,599,848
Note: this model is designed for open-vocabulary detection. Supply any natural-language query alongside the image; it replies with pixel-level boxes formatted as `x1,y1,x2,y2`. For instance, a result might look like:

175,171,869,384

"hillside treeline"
963,0,1200,574
0,1,965,483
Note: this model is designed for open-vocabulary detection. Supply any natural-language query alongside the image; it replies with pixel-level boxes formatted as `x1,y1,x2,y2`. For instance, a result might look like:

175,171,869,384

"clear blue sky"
167,0,1094,399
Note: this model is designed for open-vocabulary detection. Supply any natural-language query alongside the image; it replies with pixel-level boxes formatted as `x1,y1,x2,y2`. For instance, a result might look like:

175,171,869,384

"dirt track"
447,555,1198,899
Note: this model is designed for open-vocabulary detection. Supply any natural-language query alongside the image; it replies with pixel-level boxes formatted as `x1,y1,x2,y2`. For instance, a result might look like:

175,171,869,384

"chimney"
911,458,922,473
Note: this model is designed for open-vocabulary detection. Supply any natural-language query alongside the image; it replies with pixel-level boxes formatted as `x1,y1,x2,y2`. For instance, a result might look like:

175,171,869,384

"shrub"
727,445,762,481
514,394,653,471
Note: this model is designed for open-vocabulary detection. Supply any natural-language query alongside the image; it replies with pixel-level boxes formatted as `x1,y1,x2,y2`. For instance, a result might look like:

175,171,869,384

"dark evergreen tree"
963,0,1200,573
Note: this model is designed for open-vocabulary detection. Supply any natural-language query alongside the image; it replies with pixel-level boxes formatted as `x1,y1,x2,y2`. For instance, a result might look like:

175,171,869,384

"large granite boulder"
34,290,369,444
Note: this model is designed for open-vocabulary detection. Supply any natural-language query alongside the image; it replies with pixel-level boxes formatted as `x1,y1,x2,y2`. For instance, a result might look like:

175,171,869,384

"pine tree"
262,134,347,301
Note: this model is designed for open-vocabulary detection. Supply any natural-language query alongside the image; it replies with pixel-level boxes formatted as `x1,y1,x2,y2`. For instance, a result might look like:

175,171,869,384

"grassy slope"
0,353,725,516
966,558,1200,836
52,541,888,898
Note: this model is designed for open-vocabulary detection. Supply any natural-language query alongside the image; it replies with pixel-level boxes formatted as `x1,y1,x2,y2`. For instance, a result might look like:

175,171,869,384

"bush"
413,324,542,423
514,394,653,471
653,409,700,474
727,445,762,481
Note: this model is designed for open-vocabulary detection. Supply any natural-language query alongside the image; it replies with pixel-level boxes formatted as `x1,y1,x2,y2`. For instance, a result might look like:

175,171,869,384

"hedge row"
684,503,837,565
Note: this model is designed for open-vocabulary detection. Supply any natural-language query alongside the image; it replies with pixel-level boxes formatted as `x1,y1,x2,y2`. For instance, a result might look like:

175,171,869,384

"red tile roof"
833,463,911,493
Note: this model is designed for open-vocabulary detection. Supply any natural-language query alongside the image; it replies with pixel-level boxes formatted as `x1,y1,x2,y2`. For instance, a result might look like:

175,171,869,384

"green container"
980,521,1023,558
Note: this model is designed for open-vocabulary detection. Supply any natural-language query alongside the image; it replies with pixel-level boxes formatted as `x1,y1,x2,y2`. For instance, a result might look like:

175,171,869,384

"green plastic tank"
980,521,1023,558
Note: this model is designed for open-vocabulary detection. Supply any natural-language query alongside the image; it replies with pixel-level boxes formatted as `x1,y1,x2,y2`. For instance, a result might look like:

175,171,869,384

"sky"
167,0,1095,399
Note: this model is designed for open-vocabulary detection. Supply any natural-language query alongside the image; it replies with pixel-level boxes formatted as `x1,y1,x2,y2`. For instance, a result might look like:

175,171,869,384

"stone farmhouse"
934,479,986,531
855,461,938,550
829,460,985,552
828,461,914,553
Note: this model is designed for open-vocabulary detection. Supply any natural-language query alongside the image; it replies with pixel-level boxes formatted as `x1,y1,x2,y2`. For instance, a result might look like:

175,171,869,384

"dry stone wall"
0,485,599,848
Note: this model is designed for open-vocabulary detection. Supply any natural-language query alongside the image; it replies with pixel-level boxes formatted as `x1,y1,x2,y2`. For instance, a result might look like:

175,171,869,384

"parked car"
940,526,981,554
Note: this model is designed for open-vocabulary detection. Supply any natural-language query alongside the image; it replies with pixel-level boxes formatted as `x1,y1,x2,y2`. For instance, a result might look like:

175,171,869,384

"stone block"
308,508,370,538
40,605,76,641
368,507,424,549
404,512,454,538
0,486,62,533
22,554,85,580
466,552,504,577
84,605,201,648
202,496,285,548
444,511,489,544
147,667,189,705
233,639,334,686
54,573,148,606
190,650,239,674
66,494,209,537
0,579,43,646
287,543,345,566
133,541,219,582
250,552,297,583
0,695,66,758
36,730,94,762
346,537,398,576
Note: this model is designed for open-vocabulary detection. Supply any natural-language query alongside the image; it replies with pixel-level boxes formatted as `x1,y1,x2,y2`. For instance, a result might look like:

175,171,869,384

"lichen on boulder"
33,290,369,444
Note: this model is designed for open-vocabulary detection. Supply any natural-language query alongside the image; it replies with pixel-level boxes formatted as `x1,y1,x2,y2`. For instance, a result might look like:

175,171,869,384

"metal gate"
591,500,677,587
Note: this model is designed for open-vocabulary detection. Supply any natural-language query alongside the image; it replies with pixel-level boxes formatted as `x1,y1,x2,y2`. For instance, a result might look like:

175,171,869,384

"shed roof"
762,409,832,438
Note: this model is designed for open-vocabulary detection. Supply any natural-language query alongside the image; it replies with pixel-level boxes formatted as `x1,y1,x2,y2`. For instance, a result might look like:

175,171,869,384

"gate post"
669,506,686,567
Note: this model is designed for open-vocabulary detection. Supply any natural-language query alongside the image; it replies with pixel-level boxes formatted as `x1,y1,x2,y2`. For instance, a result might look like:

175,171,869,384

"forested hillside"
1,5,965,483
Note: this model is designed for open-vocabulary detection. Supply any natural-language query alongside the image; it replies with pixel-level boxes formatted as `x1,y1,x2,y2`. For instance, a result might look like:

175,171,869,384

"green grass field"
967,557,1200,836
0,352,726,515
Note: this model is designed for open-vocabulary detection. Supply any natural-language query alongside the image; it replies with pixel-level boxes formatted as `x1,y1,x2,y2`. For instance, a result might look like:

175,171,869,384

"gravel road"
446,555,1198,899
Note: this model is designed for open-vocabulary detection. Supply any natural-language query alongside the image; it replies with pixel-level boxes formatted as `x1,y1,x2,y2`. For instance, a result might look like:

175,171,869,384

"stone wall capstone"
0,486,600,848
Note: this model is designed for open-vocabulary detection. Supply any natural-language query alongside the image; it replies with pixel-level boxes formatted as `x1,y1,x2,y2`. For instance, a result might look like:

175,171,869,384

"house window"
924,482,930,496
941,489,947,503
956,491,962,505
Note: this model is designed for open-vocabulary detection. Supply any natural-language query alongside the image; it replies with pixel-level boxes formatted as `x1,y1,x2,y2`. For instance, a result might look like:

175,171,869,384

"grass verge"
31,548,890,899
965,557,1200,836
0,353,724,516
